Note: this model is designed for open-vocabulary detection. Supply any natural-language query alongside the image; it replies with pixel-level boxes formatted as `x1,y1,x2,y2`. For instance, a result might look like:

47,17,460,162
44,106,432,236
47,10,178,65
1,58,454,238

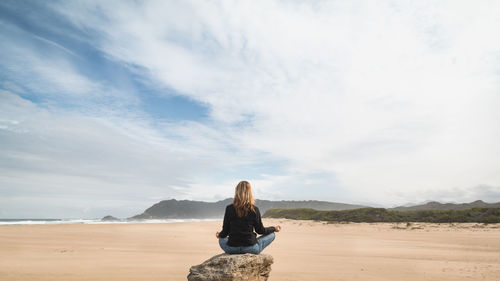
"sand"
0,219,499,281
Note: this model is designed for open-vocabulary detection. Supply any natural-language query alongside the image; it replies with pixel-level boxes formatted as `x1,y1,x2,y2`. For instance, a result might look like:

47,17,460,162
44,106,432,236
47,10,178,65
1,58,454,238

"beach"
1,219,499,281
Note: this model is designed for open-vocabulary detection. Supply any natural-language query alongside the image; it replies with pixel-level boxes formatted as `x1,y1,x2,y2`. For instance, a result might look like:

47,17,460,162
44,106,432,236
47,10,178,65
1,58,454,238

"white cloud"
53,0,500,205
0,90,250,217
0,22,136,105
1,1,500,218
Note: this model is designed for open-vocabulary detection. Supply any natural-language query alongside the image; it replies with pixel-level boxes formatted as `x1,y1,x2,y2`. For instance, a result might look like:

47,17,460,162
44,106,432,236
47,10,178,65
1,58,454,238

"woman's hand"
275,225,282,232
215,231,220,238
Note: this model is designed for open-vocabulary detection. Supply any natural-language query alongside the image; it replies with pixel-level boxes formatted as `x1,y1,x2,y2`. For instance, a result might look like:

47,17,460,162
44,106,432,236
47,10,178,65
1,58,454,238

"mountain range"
124,199,500,220
128,198,366,219
389,200,500,211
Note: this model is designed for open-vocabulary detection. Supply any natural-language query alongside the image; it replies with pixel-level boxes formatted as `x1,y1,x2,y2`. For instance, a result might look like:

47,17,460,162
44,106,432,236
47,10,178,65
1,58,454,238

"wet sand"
0,219,499,280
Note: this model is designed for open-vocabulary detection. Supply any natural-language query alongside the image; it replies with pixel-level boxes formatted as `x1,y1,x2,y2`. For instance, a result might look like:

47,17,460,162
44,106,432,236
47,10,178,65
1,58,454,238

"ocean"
0,218,220,225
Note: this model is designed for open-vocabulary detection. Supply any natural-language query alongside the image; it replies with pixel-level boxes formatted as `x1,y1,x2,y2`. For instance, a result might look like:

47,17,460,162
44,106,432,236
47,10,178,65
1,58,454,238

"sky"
1,0,500,219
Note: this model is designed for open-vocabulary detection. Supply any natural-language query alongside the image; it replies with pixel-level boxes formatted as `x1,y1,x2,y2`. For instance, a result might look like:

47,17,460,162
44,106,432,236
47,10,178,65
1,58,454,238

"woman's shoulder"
248,205,260,216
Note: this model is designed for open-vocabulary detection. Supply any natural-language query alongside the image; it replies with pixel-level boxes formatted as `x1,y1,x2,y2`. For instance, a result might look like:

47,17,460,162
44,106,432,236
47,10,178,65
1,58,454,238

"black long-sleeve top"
218,204,275,247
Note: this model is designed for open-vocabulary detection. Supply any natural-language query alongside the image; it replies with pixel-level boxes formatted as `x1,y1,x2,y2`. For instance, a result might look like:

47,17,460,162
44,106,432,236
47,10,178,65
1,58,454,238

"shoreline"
0,218,221,226
2,217,499,227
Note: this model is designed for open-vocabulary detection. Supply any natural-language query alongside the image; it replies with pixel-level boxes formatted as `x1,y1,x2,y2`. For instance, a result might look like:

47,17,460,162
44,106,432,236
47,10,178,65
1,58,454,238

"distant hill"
390,200,500,211
128,198,367,219
263,207,500,223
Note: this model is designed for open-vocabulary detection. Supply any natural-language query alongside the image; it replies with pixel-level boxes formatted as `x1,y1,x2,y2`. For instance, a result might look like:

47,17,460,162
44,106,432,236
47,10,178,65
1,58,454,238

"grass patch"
263,207,500,223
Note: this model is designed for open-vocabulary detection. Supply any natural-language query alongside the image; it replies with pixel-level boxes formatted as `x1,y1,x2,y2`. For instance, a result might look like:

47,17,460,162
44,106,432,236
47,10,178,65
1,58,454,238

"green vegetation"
263,207,500,223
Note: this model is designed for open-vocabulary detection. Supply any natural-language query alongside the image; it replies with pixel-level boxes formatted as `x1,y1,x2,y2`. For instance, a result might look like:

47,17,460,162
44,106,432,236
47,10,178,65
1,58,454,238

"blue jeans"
219,233,275,254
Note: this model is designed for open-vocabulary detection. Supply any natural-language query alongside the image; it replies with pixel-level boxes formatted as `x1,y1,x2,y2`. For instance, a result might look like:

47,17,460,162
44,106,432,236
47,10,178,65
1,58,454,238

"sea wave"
0,218,220,225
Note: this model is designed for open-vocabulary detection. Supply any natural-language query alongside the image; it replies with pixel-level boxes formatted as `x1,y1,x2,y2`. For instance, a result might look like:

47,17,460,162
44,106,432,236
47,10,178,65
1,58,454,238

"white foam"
0,218,220,225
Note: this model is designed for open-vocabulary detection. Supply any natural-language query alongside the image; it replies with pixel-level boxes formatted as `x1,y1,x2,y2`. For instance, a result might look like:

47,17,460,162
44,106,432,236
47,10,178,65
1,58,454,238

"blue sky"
1,0,500,218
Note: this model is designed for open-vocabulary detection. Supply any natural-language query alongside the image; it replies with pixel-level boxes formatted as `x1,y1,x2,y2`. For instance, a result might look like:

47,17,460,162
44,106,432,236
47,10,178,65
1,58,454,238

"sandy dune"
0,219,499,281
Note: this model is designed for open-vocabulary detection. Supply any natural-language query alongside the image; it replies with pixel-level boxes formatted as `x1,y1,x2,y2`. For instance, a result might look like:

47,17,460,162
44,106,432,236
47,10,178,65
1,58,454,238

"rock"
101,215,119,221
187,254,273,281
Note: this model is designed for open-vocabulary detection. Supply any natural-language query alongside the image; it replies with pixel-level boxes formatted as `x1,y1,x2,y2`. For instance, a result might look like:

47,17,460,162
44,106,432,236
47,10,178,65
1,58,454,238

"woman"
216,181,281,254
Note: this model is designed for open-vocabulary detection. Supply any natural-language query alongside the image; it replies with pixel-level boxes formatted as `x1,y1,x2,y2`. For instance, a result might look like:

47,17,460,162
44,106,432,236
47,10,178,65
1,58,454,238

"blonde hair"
233,181,255,217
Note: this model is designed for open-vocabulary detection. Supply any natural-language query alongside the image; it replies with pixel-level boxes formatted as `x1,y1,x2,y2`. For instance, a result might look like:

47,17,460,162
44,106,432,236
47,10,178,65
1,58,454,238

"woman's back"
216,181,281,254
220,204,274,247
